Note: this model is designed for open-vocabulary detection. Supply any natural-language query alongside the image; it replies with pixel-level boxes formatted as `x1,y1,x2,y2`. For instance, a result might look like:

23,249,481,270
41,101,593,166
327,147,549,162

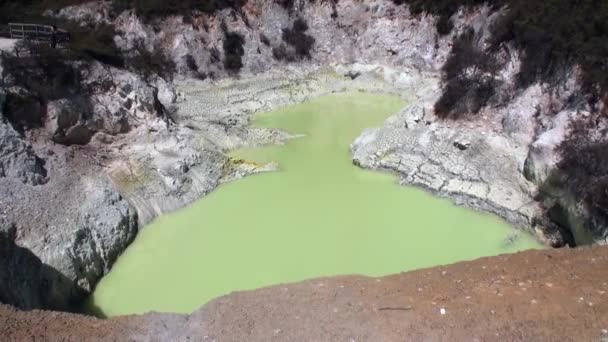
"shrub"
0,43,89,130
272,44,294,62
436,15,454,36
125,42,176,80
210,47,221,63
110,0,248,21
66,23,124,67
391,0,608,109
284,18,314,57
2,93,44,130
557,118,608,233
275,0,295,10
490,0,608,103
0,0,92,25
223,30,245,72
434,28,498,118
185,54,198,71
273,18,315,61
391,0,499,35
1,44,83,101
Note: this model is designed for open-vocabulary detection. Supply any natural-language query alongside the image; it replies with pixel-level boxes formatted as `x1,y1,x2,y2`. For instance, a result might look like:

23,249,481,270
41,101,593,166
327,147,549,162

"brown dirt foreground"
3,247,608,342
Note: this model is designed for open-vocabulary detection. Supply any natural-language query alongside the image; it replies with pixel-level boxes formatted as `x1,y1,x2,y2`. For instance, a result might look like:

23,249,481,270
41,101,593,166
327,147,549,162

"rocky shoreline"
351,98,560,245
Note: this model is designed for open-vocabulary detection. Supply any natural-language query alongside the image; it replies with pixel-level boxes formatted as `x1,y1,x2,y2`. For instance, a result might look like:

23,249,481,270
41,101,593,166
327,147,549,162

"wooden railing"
8,23,70,43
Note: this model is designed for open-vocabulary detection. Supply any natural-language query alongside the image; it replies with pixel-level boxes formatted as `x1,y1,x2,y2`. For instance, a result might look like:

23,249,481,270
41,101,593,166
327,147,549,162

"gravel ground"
2,246,608,341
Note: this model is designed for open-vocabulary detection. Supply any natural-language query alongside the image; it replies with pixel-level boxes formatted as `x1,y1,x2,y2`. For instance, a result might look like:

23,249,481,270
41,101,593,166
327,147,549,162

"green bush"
223,30,245,72
273,18,315,62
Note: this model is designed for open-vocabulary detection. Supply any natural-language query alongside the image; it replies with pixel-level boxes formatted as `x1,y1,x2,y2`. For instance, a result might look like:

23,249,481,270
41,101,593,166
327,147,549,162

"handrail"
8,23,70,43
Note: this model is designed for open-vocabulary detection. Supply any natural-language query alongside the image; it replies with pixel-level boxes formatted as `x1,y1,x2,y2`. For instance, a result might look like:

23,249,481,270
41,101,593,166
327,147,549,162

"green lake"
87,92,542,317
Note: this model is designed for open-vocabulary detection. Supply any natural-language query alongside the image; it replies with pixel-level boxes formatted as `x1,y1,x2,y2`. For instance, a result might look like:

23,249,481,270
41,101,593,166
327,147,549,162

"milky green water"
87,92,541,317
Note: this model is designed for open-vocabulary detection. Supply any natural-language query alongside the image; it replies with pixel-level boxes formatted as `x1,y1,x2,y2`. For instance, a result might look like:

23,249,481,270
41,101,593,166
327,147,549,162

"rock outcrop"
0,141,138,310
0,120,48,186
351,109,544,237
0,61,146,310
0,217,47,309
42,61,175,146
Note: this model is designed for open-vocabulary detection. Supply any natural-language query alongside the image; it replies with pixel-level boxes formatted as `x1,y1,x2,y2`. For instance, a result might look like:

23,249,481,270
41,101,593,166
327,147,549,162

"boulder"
0,121,48,186
46,98,94,145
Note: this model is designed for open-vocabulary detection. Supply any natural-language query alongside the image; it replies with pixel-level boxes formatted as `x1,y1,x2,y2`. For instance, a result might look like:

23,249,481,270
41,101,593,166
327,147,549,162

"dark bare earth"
2,246,608,341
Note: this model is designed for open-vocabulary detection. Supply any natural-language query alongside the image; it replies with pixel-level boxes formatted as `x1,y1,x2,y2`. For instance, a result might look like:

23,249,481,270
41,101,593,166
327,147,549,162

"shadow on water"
83,297,108,318
80,287,112,318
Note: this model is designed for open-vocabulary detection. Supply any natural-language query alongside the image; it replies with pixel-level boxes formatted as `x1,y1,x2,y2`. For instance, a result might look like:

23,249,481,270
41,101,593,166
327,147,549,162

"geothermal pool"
87,92,541,317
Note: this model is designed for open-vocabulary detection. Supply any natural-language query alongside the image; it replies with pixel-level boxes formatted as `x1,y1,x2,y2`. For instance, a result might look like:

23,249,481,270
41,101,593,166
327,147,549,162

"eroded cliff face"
53,0,448,77
0,0,603,312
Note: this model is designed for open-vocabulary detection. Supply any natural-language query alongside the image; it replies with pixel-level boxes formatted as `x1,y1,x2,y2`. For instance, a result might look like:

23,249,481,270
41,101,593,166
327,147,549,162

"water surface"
88,92,541,316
